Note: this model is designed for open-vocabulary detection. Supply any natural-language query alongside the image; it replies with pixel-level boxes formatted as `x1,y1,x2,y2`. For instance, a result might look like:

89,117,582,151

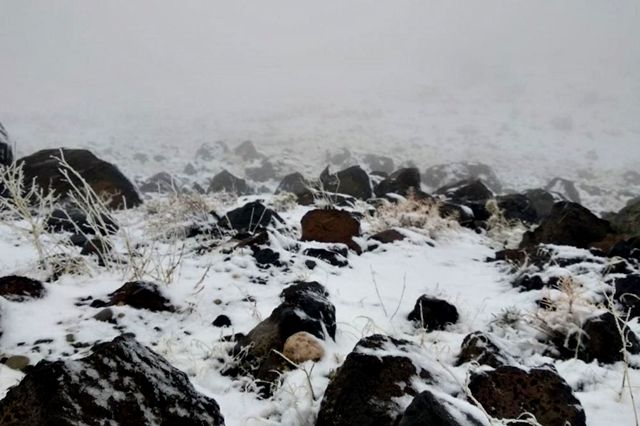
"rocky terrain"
0,122,639,425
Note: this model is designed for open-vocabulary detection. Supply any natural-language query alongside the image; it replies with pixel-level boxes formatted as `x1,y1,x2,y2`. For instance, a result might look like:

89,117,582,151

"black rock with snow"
495,193,540,224
610,198,640,236
229,281,335,393
18,148,141,209
519,202,612,249
245,160,276,182
213,315,232,328
408,295,459,331
275,172,315,204
207,169,252,195
579,312,640,363
399,390,484,426
0,334,225,426
46,208,118,235
320,165,372,200
316,334,427,426
373,167,422,197
456,331,510,368
218,201,283,233
614,274,640,318
139,172,181,193
523,188,558,220
0,276,46,301
423,162,502,193
545,177,581,203
436,179,494,223
609,237,640,262
303,247,349,267
96,281,175,312
469,366,586,426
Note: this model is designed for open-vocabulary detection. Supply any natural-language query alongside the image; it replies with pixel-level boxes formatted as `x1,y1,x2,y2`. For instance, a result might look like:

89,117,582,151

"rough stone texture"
614,274,640,318
523,188,557,220
369,229,406,244
374,167,421,197
303,247,349,267
282,331,325,363
219,201,283,233
316,335,426,426
519,202,613,249
436,179,494,203
457,331,510,368
0,276,46,301
0,334,225,426
469,366,586,426
139,172,180,193
18,148,141,209
300,209,361,253
320,165,372,200
408,295,459,331
275,172,312,199
399,390,484,426
610,198,640,236
496,193,540,224
207,170,252,195
103,281,175,312
578,312,640,363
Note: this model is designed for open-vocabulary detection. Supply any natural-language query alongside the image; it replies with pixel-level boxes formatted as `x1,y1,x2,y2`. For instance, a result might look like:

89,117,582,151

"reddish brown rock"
301,209,361,253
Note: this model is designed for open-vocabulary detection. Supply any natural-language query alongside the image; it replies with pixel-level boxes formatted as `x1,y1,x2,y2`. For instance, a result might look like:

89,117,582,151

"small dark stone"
407,295,459,331
369,229,406,244
0,276,46,301
212,315,232,328
208,169,252,195
374,167,421,197
93,308,114,323
106,281,175,312
303,247,349,267
457,331,509,368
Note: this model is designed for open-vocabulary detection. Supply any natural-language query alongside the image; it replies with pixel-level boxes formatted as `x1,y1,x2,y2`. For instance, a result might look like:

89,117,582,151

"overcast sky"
1,0,638,118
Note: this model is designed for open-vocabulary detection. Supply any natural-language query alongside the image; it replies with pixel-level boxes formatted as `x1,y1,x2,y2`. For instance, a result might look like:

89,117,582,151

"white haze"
1,0,639,175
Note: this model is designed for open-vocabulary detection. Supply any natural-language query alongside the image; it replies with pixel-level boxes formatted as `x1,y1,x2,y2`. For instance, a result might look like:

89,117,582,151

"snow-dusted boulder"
0,334,225,425
374,167,421,198
320,165,373,200
18,148,141,209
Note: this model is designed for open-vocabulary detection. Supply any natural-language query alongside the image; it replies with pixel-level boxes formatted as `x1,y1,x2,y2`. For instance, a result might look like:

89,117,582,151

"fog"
1,1,639,174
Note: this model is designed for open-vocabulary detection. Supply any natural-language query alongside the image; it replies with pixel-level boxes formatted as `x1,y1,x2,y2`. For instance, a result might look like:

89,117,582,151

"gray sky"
2,1,638,117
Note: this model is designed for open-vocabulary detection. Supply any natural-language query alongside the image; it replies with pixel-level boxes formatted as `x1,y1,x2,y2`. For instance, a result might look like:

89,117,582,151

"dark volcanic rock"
369,229,406,244
316,335,425,426
519,202,613,249
104,281,175,312
275,172,314,204
303,247,349,267
17,148,141,209
320,165,372,200
208,170,251,195
231,282,335,394
219,201,283,233
610,198,640,236
374,167,422,197
399,390,484,426
457,331,510,368
524,189,557,220
495,193,540,223
300,208,361,253
0,276,45,301
0,334,224,426
469,366,586,426
245,160,276,182
545,177,581,203
579,312,640,363
0,122,14,166
408,295,459,331
213,315,232,328
46,208,118,235
436,179,494,203
195,141,228,162
139,172,180,193
609,237,640,262
424,162,502,193
614,274,640,318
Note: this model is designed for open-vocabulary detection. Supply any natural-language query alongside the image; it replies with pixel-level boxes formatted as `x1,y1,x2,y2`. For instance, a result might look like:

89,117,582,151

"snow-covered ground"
0,189,638,425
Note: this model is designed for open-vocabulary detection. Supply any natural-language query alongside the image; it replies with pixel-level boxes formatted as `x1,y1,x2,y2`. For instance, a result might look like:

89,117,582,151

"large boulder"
320,165,372,200
300,209,361,253
423,162,502,193
0,276,45,301
0,122,14,166
316,335,426,426
374,167,421,197
469,366,586,426
523,188,558,221
495,193,540,224
456,331,511,368
519,202,613,249
207,170,251,195
0,334,225,425
17,148,141,209
578,312,640,363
